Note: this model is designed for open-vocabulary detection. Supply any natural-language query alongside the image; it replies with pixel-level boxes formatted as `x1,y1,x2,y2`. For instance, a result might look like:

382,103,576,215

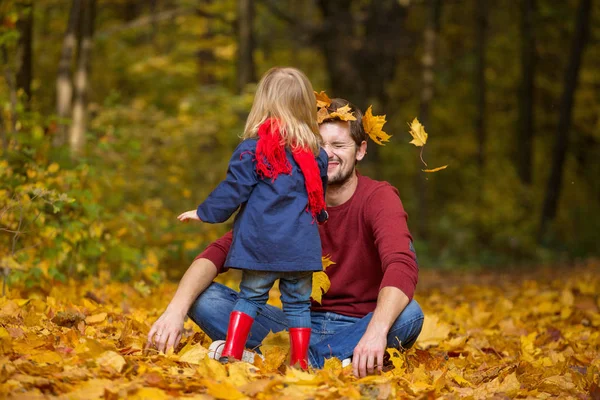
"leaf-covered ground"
1,260,599,399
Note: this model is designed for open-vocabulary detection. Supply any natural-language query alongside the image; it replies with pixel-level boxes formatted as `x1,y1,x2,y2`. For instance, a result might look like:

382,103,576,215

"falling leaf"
408,117,428,147
314,91,332,108
422,165,448,173
362,106,391,145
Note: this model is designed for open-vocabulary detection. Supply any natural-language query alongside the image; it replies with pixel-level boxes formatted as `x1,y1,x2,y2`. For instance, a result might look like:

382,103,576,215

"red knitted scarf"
256,119,326,220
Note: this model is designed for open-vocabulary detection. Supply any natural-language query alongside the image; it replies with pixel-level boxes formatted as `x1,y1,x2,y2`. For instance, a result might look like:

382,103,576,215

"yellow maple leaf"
311,256,335,304
85,312,107,325
322,254,335,271
408,117,428,147
317,107,330,124
315,91,332,108
201,380,246,400
311,272,330,304
178,344,209,364
97,350,126,373
362,106,391,145
415,314,451,349
329,104,357,121
258,331,289,372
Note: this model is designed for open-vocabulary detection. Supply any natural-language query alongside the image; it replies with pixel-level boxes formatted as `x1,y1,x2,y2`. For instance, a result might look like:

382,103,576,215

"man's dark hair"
321,98,367,147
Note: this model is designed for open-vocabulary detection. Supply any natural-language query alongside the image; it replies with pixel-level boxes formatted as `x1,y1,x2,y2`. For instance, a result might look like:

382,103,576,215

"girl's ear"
356,141,367,161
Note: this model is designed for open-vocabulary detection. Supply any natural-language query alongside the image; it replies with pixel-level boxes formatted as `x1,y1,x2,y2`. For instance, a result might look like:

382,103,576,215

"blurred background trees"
1,0,598,290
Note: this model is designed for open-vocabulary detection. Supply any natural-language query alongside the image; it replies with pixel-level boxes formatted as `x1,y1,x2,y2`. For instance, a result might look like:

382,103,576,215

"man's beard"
327,161,355,186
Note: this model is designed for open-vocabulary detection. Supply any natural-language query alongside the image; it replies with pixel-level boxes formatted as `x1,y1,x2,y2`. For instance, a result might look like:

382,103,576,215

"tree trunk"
69,0,96,156
517,0,536,185
197,0,217,85
55,0,82,147
415,0,442,240
2,46,18,136
149,0,159,49
539,0,592,242
474,0,487,172
16,0,34,109
236,0,255,93
314,0,409,177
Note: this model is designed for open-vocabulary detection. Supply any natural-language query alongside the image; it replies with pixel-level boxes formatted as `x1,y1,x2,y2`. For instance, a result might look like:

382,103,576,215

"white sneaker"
208,340,264,363
341,358,352,367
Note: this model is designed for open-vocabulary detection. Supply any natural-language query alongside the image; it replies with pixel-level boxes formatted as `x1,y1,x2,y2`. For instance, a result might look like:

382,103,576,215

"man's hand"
352,325,387,378
178,210,201,222
146,308,186,354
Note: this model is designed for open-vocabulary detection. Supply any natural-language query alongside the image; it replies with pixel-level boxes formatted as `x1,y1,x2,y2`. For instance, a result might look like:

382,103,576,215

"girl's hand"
178,210,201,222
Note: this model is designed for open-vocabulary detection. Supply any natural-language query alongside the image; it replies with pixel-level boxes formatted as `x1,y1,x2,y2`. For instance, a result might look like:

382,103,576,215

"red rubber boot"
219,311,254,363
289,327,311,369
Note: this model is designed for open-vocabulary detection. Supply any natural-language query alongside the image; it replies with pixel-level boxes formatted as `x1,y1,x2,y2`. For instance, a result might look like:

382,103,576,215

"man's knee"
387,300,424,350
187,282,237,320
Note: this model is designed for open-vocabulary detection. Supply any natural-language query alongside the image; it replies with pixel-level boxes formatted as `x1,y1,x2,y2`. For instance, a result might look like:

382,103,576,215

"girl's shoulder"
238,138,258,149
232,138,258,155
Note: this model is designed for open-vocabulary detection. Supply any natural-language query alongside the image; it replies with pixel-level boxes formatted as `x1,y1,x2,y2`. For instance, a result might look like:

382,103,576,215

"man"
147,99,423,378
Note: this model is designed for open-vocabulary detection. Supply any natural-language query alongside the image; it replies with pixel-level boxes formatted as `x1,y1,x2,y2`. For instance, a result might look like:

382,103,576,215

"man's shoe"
208,340,261,363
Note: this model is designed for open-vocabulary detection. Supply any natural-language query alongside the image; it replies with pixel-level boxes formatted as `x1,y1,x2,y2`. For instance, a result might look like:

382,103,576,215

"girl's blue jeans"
187,282,424,369
234,270,313,328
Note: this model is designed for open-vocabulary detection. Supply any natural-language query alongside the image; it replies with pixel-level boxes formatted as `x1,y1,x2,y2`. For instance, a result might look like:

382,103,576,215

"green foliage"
1,0,599,289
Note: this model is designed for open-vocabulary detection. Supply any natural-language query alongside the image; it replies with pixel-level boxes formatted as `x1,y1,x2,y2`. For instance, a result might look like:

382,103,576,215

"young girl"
178,67,328,369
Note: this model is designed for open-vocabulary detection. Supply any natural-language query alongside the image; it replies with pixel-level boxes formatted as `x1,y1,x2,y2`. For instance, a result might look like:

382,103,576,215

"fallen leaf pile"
1,260,598,399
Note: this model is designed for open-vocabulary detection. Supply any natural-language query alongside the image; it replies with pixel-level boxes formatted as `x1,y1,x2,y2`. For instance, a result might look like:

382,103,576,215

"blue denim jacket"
197,139,328,272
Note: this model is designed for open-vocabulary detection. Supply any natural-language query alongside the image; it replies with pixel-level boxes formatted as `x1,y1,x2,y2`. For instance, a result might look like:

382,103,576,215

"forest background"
1,0,599,292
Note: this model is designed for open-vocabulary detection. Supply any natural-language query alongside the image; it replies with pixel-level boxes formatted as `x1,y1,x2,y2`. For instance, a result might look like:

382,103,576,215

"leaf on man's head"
328,105,357,122
363,106,391,145
317,107,331,124
408,117,428,147
315,91,332,108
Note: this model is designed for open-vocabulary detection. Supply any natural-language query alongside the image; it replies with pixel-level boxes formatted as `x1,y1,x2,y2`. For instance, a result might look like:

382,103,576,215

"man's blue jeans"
188,282,424,369
235,270,313,328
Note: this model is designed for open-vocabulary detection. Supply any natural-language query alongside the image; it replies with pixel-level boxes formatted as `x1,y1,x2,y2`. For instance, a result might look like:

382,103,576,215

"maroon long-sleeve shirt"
196,174,419,318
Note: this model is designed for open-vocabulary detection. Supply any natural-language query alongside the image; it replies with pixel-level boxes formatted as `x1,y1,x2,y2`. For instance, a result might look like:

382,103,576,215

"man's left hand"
352,327,387,378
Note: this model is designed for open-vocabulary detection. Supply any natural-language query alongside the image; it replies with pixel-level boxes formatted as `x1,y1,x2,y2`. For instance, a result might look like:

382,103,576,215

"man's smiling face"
319,121,367,186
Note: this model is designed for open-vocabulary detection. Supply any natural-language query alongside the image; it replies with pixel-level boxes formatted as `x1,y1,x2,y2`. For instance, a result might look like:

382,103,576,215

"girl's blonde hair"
243,67,321,155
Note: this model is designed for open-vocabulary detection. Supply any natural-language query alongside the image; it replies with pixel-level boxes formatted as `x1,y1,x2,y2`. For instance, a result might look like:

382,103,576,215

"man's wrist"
165,303,189,320
365,320,391,336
